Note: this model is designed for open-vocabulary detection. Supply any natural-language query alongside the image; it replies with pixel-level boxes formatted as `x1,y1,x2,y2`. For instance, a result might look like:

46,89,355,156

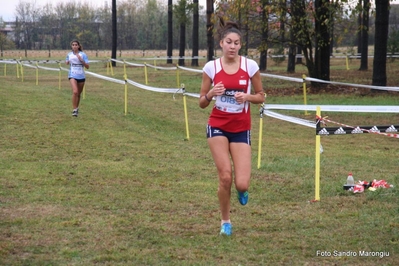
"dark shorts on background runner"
69,78,85,83
206,125,251,145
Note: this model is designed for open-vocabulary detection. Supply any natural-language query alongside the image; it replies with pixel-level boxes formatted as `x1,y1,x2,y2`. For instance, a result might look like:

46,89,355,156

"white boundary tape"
126,79,181,93
260,73,303,83
305,77,399,92
178,65,203,73
264,104,399,113
264,110,316,128
7,61,399,114
86,71,125,85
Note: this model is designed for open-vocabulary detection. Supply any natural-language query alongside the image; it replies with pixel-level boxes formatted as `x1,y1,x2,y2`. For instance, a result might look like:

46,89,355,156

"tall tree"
287,0,298,73
174,0,192,66
356,0,362,55
314,0,331,82
15,1,40,51
206,0,214,61
40,3,58,49
167,0,173,64
0,18,15,52
372,0,390,86
359,0,370,71
111,0,117,67
192,0,199,66
259,0,269,71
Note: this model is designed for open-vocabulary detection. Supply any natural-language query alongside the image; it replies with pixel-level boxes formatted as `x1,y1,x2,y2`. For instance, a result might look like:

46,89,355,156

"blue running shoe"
237,191,249,205
220,223,232,236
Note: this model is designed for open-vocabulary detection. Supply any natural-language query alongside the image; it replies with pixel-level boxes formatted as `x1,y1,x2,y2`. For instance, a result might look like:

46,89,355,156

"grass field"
1,55,399,265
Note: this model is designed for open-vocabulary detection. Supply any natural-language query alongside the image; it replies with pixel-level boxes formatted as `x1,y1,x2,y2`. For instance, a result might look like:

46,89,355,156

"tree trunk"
111,0,117,67
259,50,267,72
359,0,369,71
372,0,389,86
314,0,330,85
258,0,269,71
167,0,173,64
287,43,296,73
192,0,199,66
178,23,186,66
357,0,362,55
206,0,214,62
287,0,297,73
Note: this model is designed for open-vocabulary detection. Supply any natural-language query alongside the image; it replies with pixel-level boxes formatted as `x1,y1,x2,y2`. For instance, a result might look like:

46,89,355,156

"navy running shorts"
206,125,251,145
69,78,86,83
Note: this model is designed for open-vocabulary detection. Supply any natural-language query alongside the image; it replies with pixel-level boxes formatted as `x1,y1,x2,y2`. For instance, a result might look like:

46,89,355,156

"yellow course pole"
257,115,263,169
124,75,128,115
35,63,39,85
16,61,19,78
302,74,308,115
346,55,350,70
182,84,190,140
257,96,267,169
109,59,114,76
314,106,321,201
144,63,148,85
4,63,6,76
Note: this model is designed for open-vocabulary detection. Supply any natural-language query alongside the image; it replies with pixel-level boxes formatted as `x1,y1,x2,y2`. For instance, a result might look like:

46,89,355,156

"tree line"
209,0,396,87
0,0,208,51
1,0,399,88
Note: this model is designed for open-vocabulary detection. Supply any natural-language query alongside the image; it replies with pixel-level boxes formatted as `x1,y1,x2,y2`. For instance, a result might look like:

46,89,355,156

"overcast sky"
0,0,208,21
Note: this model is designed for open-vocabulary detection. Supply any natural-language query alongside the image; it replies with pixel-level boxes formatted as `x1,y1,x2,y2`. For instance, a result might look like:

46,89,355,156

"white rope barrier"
184,92,201,98
4,60,399,102
125,61,145,67
110,59,125,64
264,104,399,113
8,59,399,93
85,71,125,85
305,77,399,92
37,65,60,72
178,65,203,74
21,63,37,69
0,60,17,64
145,63,177,70
134,56,207,61
264,110,316,128
126,78,181,93
260,73,303,83
109,58,146,67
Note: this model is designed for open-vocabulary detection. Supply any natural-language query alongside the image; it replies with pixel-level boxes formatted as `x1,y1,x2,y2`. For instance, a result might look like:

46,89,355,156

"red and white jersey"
203,56,259,132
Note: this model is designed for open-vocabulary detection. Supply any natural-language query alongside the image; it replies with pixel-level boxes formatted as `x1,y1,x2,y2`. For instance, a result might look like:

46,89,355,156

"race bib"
71,64,83,75
215,89,245,113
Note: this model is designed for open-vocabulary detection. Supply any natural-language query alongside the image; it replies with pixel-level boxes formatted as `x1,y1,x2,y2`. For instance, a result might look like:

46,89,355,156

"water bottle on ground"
343,172,355,190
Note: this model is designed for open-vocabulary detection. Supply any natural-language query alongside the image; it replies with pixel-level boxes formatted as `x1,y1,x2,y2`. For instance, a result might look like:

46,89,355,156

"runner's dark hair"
218,17,242,40
70,40,83,51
